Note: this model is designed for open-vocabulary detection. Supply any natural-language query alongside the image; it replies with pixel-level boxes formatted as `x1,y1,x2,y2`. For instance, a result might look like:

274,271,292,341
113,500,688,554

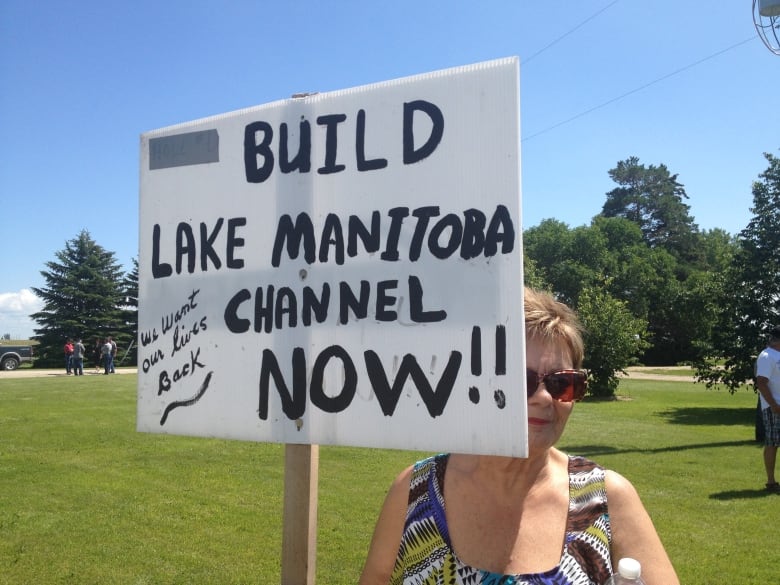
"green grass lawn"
0,374,774,584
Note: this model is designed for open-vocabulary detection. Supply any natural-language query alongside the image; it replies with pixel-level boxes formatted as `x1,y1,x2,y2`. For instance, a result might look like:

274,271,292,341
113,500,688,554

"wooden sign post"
281,444,319,584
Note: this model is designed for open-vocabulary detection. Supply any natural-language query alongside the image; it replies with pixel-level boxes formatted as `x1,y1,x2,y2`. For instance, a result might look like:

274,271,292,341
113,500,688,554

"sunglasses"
526,368,587,402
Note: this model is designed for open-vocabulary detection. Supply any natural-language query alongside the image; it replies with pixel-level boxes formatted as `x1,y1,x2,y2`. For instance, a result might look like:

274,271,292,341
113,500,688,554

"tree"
641,229,735,364
118,257,139,366
31,230,129,367
599,157,730,363
695,152,780,391
523,219,607,306
523,219,653,396
590,215,662,319
578,285,649,397
522,252,547,290
523,219,576,298
699,228,737,270
602,156,701,266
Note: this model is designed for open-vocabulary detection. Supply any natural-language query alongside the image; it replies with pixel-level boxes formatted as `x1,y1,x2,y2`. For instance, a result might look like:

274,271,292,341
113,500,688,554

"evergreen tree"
31,230,128,367
602,156,701,266
600,157,717,362
118,258,139,366
696,152,780,391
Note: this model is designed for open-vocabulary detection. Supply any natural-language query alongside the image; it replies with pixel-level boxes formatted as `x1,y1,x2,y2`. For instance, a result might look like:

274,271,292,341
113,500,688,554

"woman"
360,288,679,585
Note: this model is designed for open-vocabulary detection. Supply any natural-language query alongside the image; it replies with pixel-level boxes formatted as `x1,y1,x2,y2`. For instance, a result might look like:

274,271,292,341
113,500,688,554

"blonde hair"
524,287,584,368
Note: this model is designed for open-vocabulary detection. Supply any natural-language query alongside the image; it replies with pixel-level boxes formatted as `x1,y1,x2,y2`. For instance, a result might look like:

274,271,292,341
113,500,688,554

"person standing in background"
756,325,780,492
101,338,113,375
71,338,85,376
64,338,74,375
93,338,102,372
108,336,117,373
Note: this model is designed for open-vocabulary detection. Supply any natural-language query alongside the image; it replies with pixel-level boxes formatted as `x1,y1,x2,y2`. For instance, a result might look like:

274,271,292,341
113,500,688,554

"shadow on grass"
709,489,780,501
560,439,758,457
656,406,756,426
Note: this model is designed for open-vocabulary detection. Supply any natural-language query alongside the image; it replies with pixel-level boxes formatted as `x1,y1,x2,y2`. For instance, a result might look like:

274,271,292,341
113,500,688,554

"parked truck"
0,344,34,370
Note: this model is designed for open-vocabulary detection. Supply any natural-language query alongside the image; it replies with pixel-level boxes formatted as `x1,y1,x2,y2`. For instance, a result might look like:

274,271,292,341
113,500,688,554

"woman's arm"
606,470,680,585
359,466,413,585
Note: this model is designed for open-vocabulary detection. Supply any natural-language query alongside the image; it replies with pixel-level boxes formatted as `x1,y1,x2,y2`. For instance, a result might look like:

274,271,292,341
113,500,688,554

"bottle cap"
617,557,642,579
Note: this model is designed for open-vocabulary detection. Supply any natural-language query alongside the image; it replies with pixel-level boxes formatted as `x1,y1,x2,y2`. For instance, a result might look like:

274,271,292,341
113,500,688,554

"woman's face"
525,333,575,454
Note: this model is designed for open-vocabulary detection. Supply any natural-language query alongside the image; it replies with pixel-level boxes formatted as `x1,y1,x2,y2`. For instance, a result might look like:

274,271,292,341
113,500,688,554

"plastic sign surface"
137,57,526,456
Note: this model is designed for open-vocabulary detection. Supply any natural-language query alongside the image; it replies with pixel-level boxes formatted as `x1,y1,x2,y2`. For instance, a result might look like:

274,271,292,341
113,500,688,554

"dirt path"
619,366,699,383
1,367,138,379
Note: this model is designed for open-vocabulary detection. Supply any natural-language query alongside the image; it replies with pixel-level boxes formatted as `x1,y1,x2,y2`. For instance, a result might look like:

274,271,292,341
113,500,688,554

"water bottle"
604,557,646,585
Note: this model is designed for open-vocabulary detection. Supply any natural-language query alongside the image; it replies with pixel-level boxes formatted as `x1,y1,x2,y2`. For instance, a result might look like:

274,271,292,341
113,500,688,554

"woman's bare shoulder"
358,463,416,585
604,468,639,500
603,469,680,585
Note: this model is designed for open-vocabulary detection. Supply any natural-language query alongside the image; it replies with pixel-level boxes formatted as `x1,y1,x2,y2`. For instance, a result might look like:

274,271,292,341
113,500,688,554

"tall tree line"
695,152,780,391
525,152,779,396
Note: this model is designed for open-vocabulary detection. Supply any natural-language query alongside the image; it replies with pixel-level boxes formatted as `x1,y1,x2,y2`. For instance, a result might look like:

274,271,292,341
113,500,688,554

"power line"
522,0,622,65
522,35,758,143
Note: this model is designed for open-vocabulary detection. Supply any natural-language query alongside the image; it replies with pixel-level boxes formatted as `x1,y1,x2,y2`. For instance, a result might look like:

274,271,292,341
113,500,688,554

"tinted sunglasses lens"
552,371,587,401
545,372,575,401
526,370,538,397
526,370,587,402
571,372,587,400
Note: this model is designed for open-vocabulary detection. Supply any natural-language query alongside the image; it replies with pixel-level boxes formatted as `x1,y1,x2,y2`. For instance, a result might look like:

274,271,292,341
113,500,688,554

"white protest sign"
137,57,526,457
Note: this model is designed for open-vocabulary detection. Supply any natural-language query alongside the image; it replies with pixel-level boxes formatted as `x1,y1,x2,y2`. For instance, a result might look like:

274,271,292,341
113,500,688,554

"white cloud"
0,289,43,339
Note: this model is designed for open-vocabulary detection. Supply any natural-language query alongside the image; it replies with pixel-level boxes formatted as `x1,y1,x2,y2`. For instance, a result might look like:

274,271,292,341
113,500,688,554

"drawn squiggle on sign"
160,371,214,426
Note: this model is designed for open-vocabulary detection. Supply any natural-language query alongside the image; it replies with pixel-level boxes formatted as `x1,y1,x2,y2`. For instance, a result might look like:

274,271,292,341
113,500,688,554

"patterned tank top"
390,454,612,585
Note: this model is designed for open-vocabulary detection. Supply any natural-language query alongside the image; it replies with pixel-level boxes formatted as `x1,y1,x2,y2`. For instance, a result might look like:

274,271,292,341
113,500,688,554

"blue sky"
1,0,778,339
